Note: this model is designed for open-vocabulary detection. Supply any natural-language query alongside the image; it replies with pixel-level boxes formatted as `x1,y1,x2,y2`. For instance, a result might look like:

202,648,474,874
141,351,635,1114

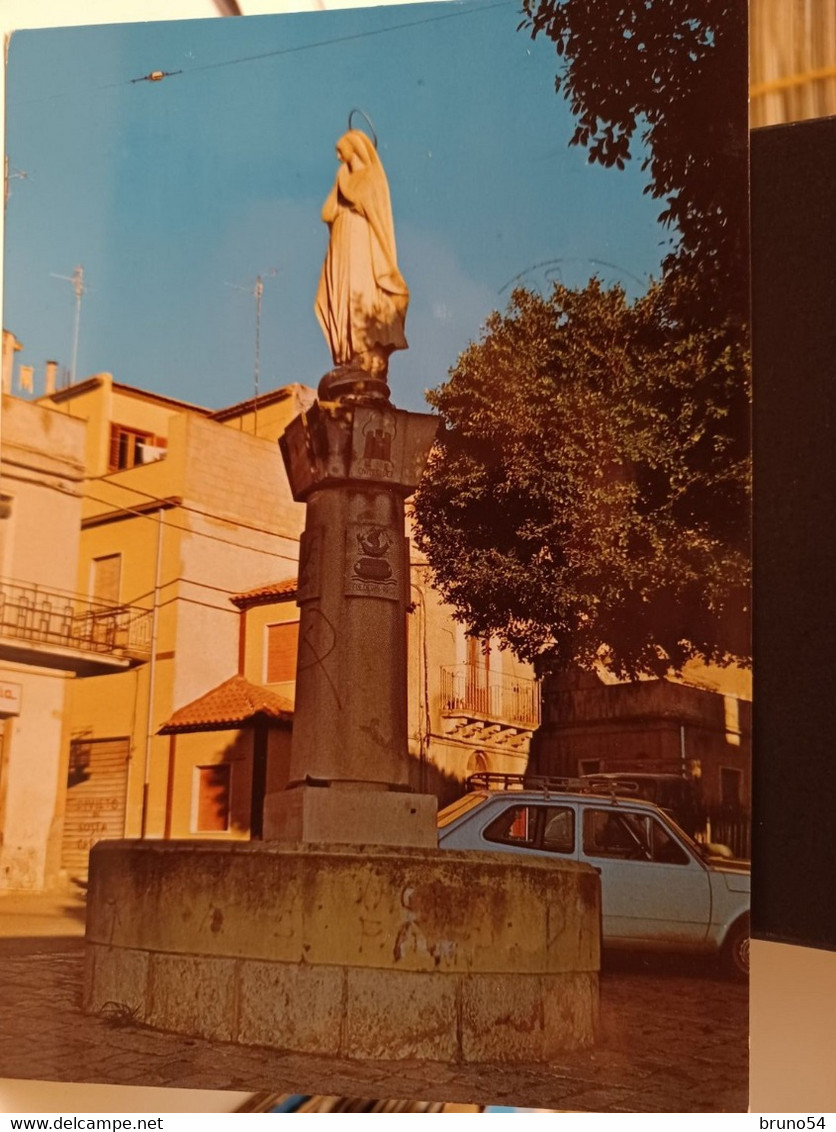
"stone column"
263,371,439,846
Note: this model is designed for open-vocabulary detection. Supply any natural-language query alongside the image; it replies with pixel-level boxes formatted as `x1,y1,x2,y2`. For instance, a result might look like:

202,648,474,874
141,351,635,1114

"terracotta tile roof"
159,675,293,734
230,577,298,609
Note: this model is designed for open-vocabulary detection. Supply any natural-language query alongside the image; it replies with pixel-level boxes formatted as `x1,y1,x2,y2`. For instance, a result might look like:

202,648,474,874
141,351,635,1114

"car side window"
643,815,691,865
583,809,649,860
583,809,691,864
483,804,575,854
541,806,575,854
484,804,536,847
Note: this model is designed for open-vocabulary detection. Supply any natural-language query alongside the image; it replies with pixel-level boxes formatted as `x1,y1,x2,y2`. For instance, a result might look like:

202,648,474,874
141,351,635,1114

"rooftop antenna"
225,268,277,435
50,265,89,386
4,156,28,209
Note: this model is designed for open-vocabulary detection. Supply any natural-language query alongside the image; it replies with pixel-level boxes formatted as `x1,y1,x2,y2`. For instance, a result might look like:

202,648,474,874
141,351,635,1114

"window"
541,807,575,854
584,809,648,860
484,804,575,854
624,812,690,865
466,634,491,671
583,808,689,864
194,765,231,832
485,804,535,847
108,424,167,472
466,750,489,776
265,620,299,684
720,767,743,808
91,554,122,604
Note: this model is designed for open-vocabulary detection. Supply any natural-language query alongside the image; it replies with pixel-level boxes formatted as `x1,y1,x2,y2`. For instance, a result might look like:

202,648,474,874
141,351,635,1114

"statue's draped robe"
315,132,409,367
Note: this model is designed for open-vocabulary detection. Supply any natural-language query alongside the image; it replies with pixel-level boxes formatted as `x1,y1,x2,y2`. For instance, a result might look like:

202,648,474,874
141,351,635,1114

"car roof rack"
465,771,643,803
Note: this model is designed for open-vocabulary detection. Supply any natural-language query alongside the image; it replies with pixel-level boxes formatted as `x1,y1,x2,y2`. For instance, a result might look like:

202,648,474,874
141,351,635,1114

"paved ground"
0,884,87,939
0,889,747,1113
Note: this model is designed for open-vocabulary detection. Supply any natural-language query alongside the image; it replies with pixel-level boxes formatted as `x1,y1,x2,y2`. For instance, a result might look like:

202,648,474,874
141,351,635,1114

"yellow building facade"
40,375,309,871
3,373,538,887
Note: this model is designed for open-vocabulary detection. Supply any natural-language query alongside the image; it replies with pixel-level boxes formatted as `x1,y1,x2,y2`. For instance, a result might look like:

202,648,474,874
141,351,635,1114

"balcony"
440,664,541,749
0,577,152,674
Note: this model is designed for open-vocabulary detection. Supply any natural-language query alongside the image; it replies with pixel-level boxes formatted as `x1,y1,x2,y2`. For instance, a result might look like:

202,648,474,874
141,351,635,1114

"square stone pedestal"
263,785,438,848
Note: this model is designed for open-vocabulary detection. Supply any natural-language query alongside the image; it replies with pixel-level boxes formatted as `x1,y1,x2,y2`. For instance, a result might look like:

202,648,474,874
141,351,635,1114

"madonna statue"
315,129,409,380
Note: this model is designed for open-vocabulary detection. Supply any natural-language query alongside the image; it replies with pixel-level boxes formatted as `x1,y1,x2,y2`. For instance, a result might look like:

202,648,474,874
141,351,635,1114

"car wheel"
722,915,750,980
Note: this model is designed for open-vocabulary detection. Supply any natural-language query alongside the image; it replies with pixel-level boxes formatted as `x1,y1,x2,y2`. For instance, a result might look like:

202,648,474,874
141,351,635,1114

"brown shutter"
195,765,231,832
108,425,121,471
266,621,299,684
91,554,121,604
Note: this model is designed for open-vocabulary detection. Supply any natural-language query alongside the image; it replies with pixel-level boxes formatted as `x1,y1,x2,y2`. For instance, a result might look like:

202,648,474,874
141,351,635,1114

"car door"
578,805,712,946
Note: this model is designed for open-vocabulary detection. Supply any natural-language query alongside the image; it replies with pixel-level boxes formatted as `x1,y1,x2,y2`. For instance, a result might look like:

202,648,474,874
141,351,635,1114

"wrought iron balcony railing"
441,664,541,730
0,577,152,662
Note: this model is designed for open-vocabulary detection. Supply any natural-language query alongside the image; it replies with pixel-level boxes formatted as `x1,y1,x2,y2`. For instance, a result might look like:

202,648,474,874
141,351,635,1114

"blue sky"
4,3,667,413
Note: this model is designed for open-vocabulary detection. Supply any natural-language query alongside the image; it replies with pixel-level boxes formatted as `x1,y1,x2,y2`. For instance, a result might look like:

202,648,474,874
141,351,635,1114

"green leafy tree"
519,0,749,327
413,0,749,678
412,279,750,679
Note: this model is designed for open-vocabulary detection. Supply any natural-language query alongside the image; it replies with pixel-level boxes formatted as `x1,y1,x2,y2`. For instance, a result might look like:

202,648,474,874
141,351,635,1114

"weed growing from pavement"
99,1000,143,1027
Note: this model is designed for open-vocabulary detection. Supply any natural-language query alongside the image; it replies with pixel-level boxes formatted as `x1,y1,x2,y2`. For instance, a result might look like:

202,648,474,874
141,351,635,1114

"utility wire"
83,475,302,546
17,0,515,104
82,487,300,564
161,0,514,81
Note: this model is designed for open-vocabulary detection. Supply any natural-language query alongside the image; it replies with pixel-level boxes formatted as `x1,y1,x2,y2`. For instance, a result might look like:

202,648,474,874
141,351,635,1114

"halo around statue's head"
347,108,378,150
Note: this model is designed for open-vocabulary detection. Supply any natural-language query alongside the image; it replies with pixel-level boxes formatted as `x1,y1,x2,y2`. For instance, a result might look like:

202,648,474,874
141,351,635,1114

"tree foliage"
520,0,749,327
412,279,750,679
413,2,750,678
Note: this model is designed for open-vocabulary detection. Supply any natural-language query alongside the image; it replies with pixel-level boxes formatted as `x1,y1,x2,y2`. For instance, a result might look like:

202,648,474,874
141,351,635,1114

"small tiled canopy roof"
159,675,293,734
230,577,298,609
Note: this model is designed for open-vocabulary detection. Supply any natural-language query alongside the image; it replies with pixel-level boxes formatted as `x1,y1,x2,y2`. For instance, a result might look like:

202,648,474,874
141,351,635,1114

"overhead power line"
82,487,300,564
18,1,514,103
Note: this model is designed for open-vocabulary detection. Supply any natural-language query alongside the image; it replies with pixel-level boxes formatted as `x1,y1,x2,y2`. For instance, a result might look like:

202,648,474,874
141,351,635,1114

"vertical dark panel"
751,117,836,949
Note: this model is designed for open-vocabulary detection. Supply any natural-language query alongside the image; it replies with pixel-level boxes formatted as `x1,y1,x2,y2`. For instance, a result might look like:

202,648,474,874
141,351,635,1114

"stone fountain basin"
84,839,600,1063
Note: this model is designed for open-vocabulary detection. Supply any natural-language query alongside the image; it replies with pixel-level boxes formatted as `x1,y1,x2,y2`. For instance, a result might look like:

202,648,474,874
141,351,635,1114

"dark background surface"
751,115,836,951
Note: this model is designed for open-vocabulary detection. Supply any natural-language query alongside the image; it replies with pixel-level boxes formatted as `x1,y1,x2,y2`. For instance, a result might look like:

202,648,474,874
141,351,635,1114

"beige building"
0,393,151,890
36,375,309,863
407,557,537,798
534,662,752,854
1,373,538,887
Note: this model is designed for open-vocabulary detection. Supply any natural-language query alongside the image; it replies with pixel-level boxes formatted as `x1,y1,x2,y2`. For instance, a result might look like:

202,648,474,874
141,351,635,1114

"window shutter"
91,554,122,604
108,425,121,471
266,621,299,684
195,765,231,832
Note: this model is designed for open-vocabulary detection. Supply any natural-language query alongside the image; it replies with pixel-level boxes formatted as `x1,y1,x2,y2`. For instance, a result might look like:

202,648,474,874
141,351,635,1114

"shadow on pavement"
0,935,85,955
601,948,729,981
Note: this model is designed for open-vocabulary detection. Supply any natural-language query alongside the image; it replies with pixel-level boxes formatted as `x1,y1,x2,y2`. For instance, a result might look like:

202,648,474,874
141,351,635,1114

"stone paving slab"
0,939,747,1112
0,888,86,938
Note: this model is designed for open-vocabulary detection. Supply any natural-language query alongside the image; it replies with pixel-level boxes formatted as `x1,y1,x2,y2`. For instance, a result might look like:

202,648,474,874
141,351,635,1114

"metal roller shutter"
61,737,130,877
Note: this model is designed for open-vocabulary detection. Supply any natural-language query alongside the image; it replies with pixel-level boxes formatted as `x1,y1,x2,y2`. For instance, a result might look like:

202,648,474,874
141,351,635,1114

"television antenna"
4,156,28,208
50,265,90,386
225,268,277,434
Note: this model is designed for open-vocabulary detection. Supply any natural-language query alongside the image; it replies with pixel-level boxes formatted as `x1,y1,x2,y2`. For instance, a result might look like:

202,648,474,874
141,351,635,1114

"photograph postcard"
0,0,750,1112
